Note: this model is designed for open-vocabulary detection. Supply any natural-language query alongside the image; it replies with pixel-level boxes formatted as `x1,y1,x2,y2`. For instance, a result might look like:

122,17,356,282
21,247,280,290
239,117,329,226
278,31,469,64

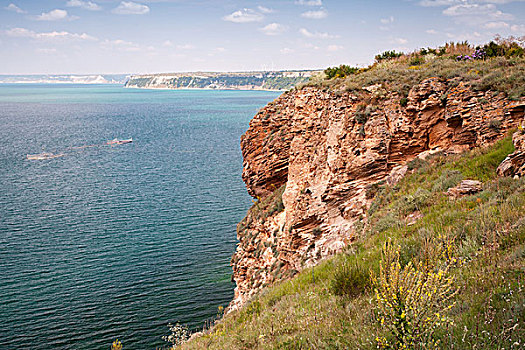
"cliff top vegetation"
305,36,525,101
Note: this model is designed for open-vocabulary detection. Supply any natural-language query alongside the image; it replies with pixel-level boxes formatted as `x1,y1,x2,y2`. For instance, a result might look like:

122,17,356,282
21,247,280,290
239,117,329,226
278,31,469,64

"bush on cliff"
324,64,359,79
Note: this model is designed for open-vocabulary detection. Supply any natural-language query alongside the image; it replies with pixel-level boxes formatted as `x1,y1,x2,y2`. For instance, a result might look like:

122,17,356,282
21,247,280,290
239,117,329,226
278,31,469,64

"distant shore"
123,85,287,92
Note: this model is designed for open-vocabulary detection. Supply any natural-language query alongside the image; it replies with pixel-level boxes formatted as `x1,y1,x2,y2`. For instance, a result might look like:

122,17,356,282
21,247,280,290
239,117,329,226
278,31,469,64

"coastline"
123,85,288,92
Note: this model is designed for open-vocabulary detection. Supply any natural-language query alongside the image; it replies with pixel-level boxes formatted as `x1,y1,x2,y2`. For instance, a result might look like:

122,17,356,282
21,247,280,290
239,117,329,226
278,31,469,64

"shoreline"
124,85,288,92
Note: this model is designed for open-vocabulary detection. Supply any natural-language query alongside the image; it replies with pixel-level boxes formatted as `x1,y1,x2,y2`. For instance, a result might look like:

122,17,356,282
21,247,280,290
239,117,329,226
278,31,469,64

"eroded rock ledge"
230,78,525,311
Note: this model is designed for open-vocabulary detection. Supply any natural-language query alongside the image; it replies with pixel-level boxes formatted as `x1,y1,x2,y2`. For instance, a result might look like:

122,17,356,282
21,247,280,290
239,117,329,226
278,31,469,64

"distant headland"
124,70,322,91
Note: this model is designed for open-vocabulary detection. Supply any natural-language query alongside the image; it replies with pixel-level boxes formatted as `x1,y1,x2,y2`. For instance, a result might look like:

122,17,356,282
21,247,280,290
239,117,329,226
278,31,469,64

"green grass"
181,136,524,349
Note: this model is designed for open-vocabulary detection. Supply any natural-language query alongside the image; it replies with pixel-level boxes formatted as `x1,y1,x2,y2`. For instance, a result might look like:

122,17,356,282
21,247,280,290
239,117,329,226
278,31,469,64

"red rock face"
230,78,525,312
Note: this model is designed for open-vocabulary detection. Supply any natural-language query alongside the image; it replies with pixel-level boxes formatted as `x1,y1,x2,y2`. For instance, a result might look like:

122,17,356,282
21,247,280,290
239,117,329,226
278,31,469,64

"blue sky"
1,0,524,74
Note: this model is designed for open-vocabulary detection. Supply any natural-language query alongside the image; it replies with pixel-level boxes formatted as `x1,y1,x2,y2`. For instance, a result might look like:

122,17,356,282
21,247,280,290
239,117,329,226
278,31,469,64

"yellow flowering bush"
111,339,122,350
372,240,457,349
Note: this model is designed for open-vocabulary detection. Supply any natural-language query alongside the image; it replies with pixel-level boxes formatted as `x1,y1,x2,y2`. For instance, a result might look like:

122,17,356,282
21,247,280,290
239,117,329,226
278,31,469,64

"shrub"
482,39,524,58
488,118,502,130
355,103,376,124
325,65,359,79
372,212,399,233
431,169,463,192
399,97,408,107
375,50,404,62
394,188,430,215
409,55,425,66
111,340,122,350
372,241,457,350
331,260,371,297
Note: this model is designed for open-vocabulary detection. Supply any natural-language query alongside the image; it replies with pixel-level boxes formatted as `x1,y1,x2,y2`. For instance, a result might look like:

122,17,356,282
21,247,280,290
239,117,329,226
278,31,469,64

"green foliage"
354,103,376,124
393,188,431,216
325,65,360,79
375,50,404,62
399,97,408,107
431,169,463,192
451,136,514,181
419,47,437,56
482,40,524,58
331,260,371,297
409,55,425,66
238,185,286,234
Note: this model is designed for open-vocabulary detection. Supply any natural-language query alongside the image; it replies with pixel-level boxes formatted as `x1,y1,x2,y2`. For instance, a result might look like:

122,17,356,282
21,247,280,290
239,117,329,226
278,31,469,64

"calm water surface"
0,84,279,349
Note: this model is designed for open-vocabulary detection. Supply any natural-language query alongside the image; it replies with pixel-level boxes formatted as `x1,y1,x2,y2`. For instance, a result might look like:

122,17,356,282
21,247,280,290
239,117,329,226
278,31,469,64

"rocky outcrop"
497,125,525,178
446,180,483,198
230,78,525,311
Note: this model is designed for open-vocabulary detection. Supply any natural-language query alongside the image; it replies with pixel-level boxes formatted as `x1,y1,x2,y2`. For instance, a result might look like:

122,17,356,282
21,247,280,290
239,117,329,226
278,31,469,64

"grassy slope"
183,137,525,349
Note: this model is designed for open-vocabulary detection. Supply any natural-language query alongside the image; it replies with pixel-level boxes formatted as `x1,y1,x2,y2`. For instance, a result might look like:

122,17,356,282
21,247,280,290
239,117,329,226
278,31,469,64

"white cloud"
257,6,274,14
391,37,408,44
36,48,57,54
66,0,101,11
6,27,97,41
5,3,26,13
295,0,323,5
259,23,287,35
280,48,294,54
327,44,343,51
35,9,77,21
223,8,264,23
445,31,483,42
176,44,195,49
112,1,150,15
484,21,510,28
102,39,141,51
380,16,394,24
420,0,525,6
442,3,514,25
511,24,525,32
426,29,439,34
299,28,339,39
419,0,458,6
302,42,320,50
162,40,173,47
301,9,328,19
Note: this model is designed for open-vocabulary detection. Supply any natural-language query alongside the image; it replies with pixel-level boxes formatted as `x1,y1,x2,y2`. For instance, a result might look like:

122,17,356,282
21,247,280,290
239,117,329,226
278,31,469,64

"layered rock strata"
230,78,525,311
497,126,525,178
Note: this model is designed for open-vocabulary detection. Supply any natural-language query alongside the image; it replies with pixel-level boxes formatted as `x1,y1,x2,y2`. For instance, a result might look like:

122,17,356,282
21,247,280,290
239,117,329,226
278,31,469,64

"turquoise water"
0,84,280,349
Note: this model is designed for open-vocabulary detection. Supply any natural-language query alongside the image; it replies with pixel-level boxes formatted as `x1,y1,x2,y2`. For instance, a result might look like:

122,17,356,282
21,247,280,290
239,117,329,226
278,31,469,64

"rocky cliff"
230,78,525,311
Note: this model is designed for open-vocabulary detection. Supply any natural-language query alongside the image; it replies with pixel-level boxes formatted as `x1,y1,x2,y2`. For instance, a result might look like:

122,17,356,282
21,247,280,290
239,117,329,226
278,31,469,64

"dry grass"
305,55,525,101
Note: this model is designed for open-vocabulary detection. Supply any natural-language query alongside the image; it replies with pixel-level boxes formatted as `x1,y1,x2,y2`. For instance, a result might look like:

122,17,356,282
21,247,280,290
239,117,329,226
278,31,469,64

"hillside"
182,135,524,349
176,40,525,349
124,71,320,91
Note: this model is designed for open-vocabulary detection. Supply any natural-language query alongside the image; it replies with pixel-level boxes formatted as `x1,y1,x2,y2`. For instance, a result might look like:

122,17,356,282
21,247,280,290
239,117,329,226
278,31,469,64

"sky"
0,0,524,74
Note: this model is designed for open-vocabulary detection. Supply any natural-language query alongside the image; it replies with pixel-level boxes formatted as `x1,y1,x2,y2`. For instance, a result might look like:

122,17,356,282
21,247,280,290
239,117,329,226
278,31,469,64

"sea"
0,84,280,350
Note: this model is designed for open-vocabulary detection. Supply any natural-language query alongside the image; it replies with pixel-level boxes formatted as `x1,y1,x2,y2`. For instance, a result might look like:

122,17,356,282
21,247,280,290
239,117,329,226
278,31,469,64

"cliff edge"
231,78,525,311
